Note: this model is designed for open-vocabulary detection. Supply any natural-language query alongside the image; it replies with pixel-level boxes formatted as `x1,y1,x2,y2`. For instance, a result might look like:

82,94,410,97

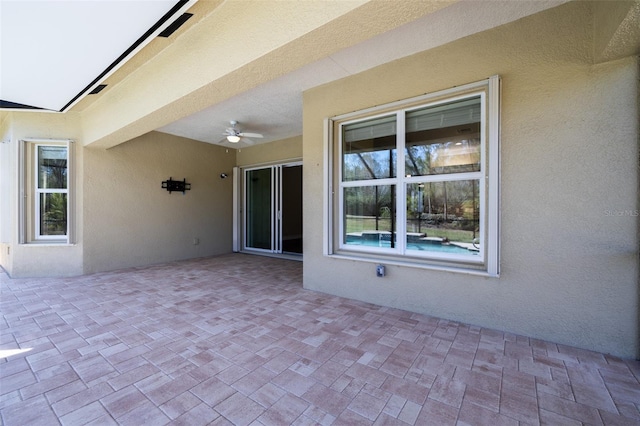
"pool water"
346,233,477,255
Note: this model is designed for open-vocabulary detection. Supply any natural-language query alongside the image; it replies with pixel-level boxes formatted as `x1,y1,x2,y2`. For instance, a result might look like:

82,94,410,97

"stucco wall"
2,112,84,278
83,131,235,273
236,135,302,167
0,113,13,272
302,3,639,358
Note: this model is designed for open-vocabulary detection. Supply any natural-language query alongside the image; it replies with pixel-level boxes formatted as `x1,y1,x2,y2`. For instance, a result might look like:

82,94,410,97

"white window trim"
19,138,75,245
324,76,500,276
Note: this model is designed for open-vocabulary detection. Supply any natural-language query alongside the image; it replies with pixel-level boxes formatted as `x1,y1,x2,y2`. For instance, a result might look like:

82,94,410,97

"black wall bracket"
162,177,191,194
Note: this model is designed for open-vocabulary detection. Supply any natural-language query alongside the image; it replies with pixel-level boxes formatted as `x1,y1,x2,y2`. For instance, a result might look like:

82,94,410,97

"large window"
20,139,73,244
325,77,499,275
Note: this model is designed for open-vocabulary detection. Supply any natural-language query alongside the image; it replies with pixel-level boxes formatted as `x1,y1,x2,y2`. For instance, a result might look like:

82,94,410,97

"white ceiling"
1,0,565,147
156,52,349,147
0,0,188,111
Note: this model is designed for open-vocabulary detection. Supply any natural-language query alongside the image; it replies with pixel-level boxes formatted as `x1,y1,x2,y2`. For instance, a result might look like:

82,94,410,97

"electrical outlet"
376,264,385,277
193,238,199,245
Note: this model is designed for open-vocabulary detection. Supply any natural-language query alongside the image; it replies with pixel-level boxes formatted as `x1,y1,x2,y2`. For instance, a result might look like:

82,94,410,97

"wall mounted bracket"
162,177,191,194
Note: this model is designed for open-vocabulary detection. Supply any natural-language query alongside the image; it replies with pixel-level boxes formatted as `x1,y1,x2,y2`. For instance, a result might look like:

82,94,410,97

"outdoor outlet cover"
376,264,385,277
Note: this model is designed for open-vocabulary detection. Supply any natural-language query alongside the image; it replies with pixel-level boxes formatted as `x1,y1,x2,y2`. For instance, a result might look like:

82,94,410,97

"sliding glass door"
244,163,302,255
246,167,272,250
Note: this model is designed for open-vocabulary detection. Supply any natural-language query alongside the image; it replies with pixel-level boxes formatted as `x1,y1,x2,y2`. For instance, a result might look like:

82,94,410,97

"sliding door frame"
235,160,302,256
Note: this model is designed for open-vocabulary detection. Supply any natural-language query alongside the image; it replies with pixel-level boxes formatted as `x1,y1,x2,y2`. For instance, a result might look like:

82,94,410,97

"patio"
1,254,639,425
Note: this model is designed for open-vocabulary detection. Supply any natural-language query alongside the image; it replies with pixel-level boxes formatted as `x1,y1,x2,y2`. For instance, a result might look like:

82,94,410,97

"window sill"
326,252,499,278
21,241,75,247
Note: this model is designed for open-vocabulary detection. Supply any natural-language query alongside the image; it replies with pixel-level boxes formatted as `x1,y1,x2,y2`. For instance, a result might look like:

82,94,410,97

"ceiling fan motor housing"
221,120,263,144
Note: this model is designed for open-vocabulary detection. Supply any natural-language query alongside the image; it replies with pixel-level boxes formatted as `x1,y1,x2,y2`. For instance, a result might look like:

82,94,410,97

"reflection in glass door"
281,165,302,254
246,168,272,250
244,163,302,255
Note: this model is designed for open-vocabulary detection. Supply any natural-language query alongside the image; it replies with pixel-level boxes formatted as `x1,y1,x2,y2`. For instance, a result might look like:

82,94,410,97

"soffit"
3,1,590,149
80,0,453,148
71,0,219,112
0,0,195,112
156,0,573,147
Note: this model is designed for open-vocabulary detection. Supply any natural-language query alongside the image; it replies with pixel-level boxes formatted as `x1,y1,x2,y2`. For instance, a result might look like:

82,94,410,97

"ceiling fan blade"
239,132,263,138
241,138,256,145
213,136,240,146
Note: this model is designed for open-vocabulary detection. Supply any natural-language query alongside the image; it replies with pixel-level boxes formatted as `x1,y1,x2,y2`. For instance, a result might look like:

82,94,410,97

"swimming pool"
345,232,478,255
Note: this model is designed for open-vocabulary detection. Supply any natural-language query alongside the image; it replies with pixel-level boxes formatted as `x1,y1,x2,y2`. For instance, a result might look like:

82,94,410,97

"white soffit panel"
0,0,183,111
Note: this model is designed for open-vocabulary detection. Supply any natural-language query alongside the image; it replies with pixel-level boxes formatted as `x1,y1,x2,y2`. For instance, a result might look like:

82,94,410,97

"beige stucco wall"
0,112,85,277
302,2,639,358
0,113,13,272
235,135,302,167
0,120,296,277
83,131,234,273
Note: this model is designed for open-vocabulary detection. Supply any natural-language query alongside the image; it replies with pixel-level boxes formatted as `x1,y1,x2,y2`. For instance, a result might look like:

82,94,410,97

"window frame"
324,76,500,276
19,138,75,245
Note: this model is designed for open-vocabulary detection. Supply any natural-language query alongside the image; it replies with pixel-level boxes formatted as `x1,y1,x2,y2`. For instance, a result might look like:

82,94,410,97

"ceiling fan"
221,120,263,145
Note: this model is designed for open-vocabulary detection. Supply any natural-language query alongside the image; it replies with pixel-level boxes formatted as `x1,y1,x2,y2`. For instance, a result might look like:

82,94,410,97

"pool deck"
1,254,639,425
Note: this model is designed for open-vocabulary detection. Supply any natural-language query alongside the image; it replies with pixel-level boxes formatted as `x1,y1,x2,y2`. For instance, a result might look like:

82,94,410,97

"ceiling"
0,0,197,112
1,0,572,148
157,0,566,147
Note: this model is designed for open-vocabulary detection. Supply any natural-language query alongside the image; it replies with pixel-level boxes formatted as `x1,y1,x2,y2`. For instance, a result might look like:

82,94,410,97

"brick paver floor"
1,254,639,425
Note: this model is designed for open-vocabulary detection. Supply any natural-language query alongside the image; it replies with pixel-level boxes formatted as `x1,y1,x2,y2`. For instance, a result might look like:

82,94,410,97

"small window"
325,77,499,275
36,145,68,238
20,139,74,244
